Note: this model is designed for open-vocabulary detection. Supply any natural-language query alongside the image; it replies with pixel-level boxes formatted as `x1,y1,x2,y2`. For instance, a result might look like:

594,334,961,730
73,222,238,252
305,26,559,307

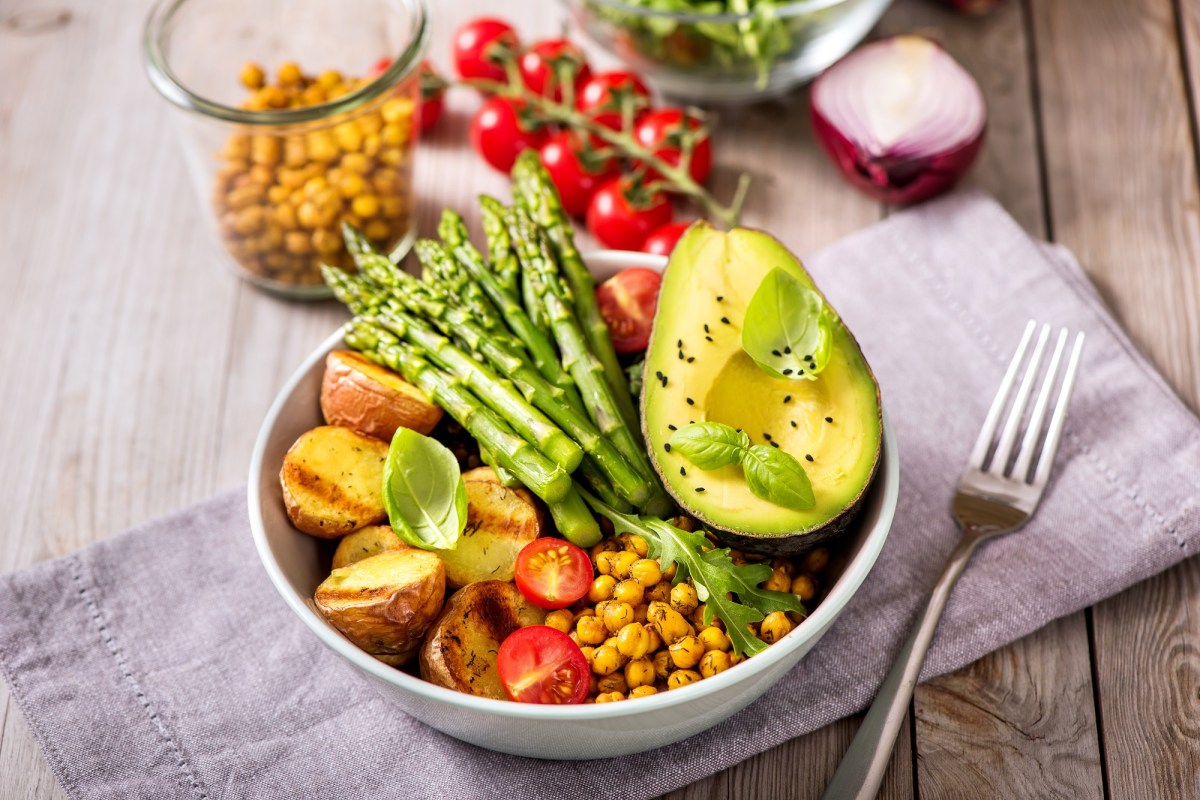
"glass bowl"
562,0,893,104
144,0,427,299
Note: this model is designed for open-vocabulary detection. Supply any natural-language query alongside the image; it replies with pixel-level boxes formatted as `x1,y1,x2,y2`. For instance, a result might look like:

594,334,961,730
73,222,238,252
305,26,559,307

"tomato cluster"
451,17,712,254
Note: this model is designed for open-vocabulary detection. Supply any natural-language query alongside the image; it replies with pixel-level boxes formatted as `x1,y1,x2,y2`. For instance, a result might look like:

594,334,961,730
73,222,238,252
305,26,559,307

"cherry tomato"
453,17,519,82
368,57,393,77
641,221,691,256
471,97,547,173
634,107,713,185
577,70,652,132
538,131,619,217
417,61,445,133
514,538,593,609
497,626,590,704
587,178,673,251
519,38,592,102
596,267,662,353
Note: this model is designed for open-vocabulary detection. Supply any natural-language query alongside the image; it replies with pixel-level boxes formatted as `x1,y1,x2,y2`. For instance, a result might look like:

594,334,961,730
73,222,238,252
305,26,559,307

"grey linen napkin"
2,192,1198,800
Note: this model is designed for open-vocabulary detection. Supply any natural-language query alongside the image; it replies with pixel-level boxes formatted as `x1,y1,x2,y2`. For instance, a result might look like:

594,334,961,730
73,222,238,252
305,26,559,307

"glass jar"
144,0,427,299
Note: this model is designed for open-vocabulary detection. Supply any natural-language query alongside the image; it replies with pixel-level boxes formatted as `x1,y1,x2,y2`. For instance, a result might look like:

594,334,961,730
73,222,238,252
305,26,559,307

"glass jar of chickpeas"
144,0,426,299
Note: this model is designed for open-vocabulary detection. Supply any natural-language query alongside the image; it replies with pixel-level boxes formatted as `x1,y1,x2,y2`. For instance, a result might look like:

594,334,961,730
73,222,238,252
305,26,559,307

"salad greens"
669,420,815,510
741,266,834,381
580,489,806,656
382,427,468,551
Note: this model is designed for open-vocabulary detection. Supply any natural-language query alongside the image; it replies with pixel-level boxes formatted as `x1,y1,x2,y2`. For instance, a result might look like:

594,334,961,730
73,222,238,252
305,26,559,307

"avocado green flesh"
641,223,882,543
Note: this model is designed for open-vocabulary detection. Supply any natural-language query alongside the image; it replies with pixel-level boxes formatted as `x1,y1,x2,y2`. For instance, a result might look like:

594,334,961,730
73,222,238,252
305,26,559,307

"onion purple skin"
810,99,987,206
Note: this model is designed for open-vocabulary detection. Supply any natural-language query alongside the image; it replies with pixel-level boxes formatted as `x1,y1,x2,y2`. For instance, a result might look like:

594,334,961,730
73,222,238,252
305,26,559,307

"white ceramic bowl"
248,250,899,760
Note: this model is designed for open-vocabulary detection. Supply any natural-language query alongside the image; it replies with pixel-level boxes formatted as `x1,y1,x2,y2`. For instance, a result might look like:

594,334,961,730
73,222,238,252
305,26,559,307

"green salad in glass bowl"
562,0,893,103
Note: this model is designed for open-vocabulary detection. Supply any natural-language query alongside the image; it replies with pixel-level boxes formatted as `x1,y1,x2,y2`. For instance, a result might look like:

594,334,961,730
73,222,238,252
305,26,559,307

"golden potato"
320,350,442,440
332,524,409,570
420,580,546,699
280,424,388,538
314,548,445,666
438,467,543,589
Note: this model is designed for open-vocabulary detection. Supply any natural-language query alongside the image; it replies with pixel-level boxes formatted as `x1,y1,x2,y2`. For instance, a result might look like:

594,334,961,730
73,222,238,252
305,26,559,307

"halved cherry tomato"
453,18,519,82
634,107,712,185
519,38,592,102
497,626,590,705
586,178,673,251
471,96,547,173
514,538,592,609
642,221,691,256
538,130,619,217
577,70,652,133
596,267,662,353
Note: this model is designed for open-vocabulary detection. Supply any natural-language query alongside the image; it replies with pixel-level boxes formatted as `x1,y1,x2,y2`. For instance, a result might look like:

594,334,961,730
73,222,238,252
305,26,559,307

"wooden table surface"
2,0,1199,797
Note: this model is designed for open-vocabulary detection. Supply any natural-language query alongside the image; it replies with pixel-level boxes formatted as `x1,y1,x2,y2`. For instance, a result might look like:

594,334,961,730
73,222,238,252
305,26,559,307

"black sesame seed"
716,295,724,301
686,397,695,406
690,420,696,424
678,351,684,360
687,357,695,363
790,420,798,428
805,454,814,462
656,371,664,380
720,316,731,325
784,346,792,354
660,376,668,387
782,369,793,376
784,395,792,403
664,443,672,453
804,354,813,360
680,467,686,476
798,369,805,376
705,335,713,342
825,416,833,423
695,487,706,493
772,349,782,357
677,339,683,348
771,441,780,448
763,432,772,440
703,324,710,333
668,424,678,431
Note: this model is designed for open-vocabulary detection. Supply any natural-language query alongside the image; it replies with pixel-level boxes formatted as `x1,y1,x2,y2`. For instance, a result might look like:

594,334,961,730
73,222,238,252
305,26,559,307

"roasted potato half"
420,580,546,699
314,549,446,666
438,467,543,589
280,425,389,538
332,524,410,570
320,350,443,440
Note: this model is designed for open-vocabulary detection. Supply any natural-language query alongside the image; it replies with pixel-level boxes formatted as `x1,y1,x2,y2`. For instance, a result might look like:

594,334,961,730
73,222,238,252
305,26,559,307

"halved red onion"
810,35,986,205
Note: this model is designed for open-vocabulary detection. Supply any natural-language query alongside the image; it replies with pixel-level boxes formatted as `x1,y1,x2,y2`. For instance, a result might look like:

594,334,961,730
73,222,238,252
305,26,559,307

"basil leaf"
741,444,815,511
741,267,835,381
382,427,467,551
669,421,750,470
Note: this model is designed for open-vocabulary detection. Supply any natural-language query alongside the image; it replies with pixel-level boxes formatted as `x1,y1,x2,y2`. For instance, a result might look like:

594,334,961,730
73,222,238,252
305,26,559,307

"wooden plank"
871,3,1104,798
1030,0,1200,797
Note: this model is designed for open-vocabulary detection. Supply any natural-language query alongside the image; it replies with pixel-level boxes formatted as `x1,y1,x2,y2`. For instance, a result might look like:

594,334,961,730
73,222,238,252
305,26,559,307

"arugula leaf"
741,267,835,381
741,444,815,510
669,422,750,469
580,490,806,657
382,427,467,551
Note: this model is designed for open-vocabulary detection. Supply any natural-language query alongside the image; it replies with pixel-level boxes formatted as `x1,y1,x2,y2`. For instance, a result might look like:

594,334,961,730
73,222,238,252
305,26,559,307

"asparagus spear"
429,210,507,328
509,210,674,516
478,195,521,298
344,320,573,504
511,152,640,431
442,212,582,407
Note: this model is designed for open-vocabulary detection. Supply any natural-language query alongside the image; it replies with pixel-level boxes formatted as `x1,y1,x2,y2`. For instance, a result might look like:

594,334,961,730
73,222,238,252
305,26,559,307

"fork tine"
988,323,1051,475
1032,331,1085,486
1012,328,1069,481
968,320,1037,468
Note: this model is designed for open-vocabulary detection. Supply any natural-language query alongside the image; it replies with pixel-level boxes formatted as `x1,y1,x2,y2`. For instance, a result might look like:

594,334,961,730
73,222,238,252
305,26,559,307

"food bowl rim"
563,0,851,24
248,248,898,721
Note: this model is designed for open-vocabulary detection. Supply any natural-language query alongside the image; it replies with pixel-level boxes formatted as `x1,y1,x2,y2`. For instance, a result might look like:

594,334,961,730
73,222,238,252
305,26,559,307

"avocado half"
640,223,882,555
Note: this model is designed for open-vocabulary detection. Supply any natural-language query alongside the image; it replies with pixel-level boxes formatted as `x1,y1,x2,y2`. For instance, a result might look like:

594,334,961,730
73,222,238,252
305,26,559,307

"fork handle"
821,533,983,800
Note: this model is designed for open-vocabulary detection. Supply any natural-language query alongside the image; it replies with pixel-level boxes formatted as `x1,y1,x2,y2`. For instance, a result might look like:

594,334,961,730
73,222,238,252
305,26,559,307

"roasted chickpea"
595,551,621,576
616,622,651,659
597,673,628,695
647,601,690,644
669,583,699,615
594,691,624,703
588,574,617,603
630,685,658,698
576,615,608,646
545,608,574,634
667,669,701,690
590,538,618,562
611,551,639,580
645,580,673,604
669,635,705,669
240,61,266,89
791,574,818,602
698,626,731,652
613,579,645,607
759,611,793,644
699,650,733,678
630,558,663,587
578,646,596,667
591,645,625,676
762,566,792,593
624,657,655,688
652,650,672,679
802,547,830,573
617,532,649,557
603,602,635,633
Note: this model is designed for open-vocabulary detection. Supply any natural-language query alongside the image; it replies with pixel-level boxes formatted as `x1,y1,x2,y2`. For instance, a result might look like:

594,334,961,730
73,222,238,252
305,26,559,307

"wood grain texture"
1031,0,1200,797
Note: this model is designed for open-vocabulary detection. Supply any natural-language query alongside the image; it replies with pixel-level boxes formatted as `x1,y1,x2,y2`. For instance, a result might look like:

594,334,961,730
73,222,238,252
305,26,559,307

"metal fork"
821,320,1086,800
